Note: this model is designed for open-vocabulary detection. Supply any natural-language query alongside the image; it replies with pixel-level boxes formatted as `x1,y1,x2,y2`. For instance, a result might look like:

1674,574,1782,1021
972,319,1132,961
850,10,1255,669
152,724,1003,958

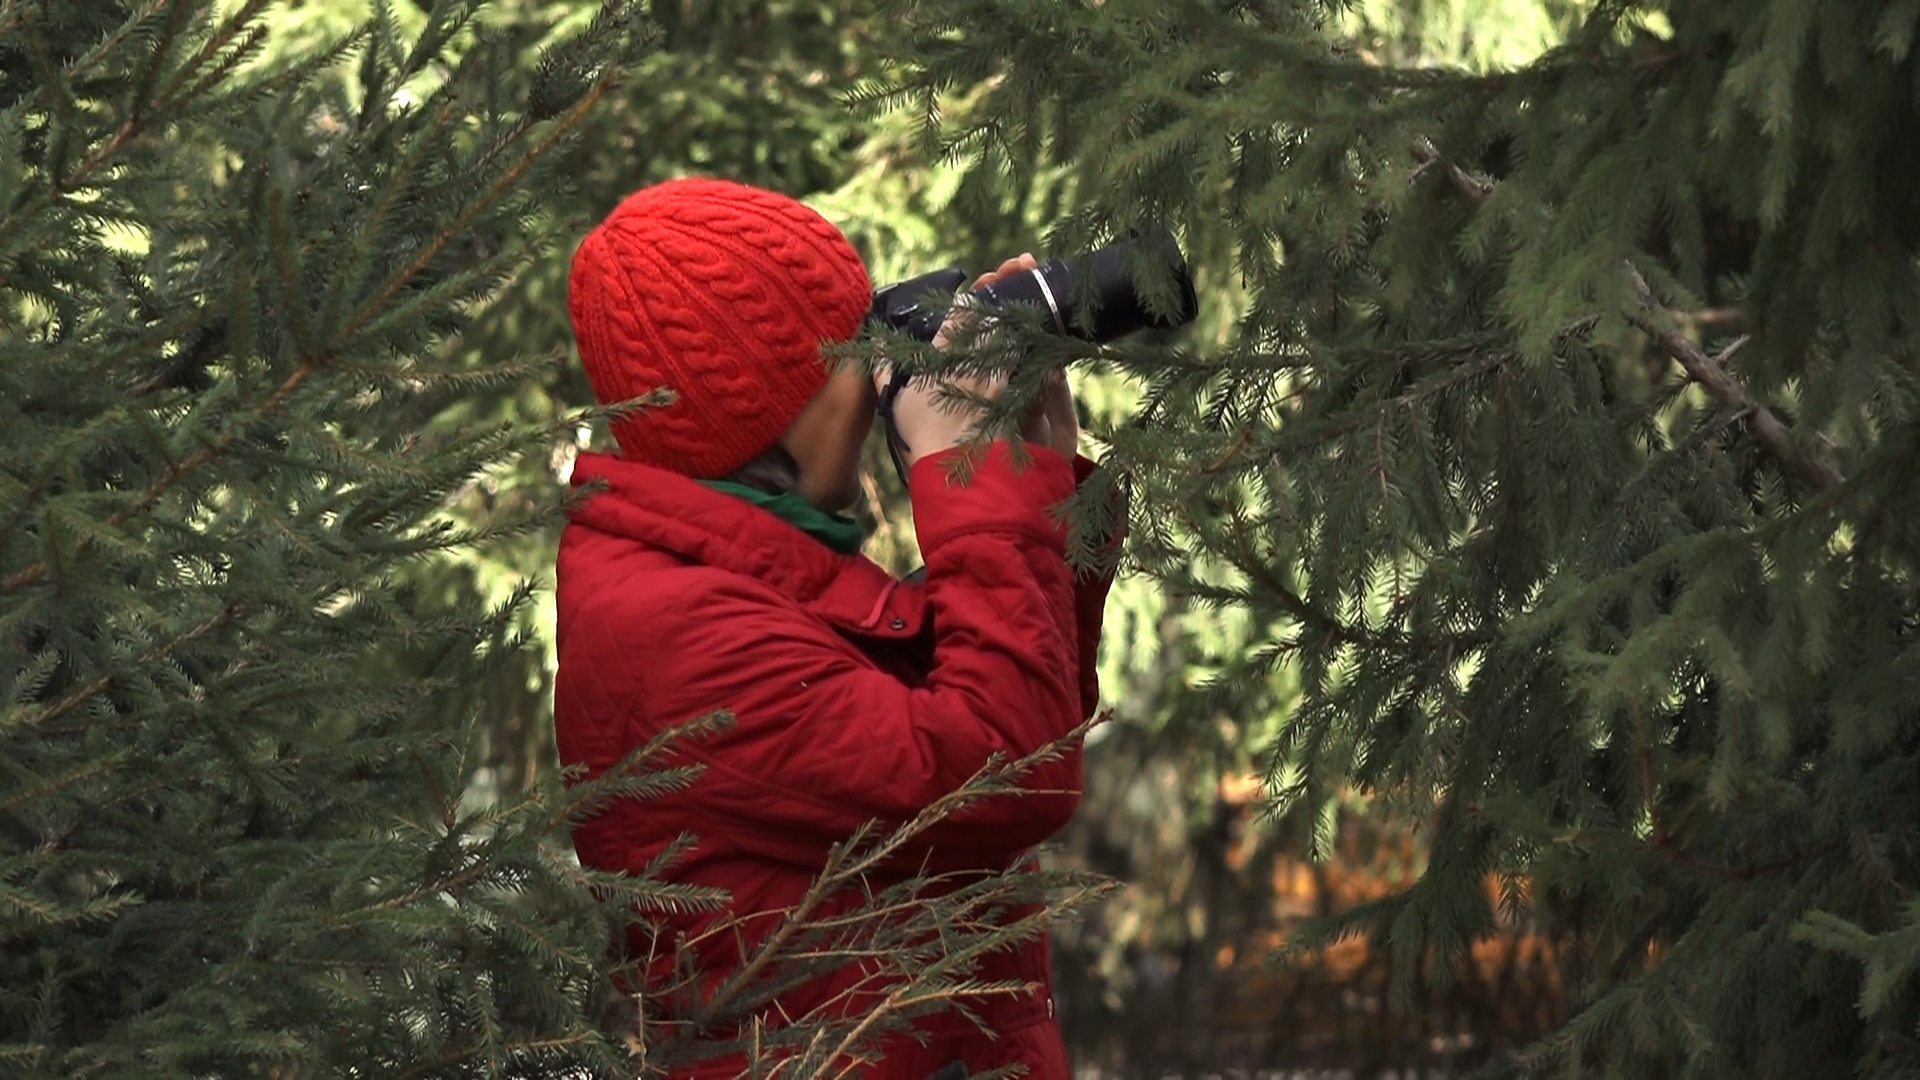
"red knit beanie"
567,178,873,478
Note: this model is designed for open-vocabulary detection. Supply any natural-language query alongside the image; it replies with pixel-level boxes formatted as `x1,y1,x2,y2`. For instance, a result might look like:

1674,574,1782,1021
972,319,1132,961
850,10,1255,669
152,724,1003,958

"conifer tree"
880,0,1920,1073
0,1,672,1072
2,4,1106,1073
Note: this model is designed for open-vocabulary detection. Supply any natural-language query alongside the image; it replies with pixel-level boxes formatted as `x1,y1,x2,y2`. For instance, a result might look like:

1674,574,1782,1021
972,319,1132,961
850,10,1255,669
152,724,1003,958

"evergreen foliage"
0,0,670,1072
879,0,1920,1073
1,2,1107,1074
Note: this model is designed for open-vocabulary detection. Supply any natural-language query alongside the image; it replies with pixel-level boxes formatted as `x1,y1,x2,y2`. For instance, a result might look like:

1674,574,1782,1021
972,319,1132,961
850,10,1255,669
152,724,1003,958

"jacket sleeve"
633,443,1086,861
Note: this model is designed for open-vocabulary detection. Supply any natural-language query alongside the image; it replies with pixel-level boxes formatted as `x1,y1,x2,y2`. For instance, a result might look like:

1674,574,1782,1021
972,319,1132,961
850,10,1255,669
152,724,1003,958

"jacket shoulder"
553,557,796,767
561,548,786,633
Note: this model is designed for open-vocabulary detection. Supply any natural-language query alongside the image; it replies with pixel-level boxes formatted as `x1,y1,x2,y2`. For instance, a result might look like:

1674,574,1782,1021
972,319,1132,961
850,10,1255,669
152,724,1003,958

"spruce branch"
43,0,200,200
314,100,458,336
3,603,240,733
3,351,318,592
3,75,613,596
1201,427,1253,474
389,1032,599,1080
1376,415,1404,613
1409,136,1491,205
0,756,119,816
332,78,612,347
1625,704,1848,883
126,0,194,129
1410,137,1845,494
689,727,1091,1026
161,0,274,112
1226,512,1389,649
1625,264,1843,492
46,99,143,202
270,187,318,360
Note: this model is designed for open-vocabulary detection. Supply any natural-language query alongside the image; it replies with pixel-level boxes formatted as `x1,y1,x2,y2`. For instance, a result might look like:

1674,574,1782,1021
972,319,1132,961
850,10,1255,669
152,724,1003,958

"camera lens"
971,226,1198,344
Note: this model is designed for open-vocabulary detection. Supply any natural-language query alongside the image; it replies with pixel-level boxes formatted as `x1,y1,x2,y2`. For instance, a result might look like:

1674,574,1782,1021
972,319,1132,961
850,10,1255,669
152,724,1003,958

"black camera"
867,225,1198,344
866,227,1198,481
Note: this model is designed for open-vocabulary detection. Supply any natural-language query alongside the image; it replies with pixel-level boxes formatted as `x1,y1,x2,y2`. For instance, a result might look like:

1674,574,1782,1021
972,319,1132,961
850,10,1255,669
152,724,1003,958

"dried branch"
690,728,1092,1023
1408,136,1844,494
1410,136,1491,205
1626,264,1843,492
620,727,1110,1074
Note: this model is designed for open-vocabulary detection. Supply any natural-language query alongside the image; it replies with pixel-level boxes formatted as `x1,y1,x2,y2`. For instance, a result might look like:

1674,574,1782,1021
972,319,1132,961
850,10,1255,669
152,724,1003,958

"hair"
721,443,803,495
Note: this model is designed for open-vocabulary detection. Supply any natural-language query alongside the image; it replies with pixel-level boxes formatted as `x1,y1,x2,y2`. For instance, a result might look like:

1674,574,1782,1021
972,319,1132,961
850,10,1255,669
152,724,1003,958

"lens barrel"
870,226,1199,344
968,226,1198,344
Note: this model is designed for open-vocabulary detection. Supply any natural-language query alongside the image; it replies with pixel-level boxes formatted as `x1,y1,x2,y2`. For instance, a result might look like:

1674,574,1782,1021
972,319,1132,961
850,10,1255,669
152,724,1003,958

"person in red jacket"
557,178,1115,1078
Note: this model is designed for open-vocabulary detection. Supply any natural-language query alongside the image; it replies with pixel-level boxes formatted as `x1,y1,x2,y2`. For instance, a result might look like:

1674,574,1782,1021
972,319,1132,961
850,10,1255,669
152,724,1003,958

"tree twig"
1408,135,1844,494
5,603,241,733
1410,136,1491,205
1625,264,1843,492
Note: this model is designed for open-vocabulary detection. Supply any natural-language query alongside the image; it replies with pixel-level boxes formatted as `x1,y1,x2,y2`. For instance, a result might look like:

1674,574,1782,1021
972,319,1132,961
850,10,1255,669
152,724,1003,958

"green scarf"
700,480,865,555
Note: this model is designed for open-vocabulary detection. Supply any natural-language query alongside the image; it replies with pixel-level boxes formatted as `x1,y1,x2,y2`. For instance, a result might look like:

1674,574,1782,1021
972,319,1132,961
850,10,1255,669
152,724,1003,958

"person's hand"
1033,368,1080,461
879,253,1044,471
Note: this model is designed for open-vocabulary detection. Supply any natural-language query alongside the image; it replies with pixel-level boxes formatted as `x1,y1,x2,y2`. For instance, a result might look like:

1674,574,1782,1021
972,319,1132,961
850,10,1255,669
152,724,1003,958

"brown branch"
821,983,1035,1080
1287,341,1539,451
123,0,191,135
689,837,870,1028
43,0,191,202
1626,264,1843,492
159,0,273,109
0,758,118,815
1407,136,1843,495
0,0,27,42
1201,426,1253,474
346,855,496,919
1410,136,1491,206
1626,704,1848,882
1683,307,1746,338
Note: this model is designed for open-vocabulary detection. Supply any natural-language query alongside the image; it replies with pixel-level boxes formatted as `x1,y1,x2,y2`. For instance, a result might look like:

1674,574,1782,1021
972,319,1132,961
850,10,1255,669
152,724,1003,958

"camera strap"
876,365,915,491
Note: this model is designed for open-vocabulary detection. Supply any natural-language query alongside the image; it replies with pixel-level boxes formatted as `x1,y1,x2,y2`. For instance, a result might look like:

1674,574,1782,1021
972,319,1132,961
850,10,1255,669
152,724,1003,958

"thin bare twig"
1626,264,1843,492
1408,135,1844,494
1410,136,1492,205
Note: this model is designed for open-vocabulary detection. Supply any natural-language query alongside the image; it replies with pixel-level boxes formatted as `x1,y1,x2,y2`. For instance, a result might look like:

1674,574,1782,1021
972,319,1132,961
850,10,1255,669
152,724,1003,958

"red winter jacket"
553,442,1114,1079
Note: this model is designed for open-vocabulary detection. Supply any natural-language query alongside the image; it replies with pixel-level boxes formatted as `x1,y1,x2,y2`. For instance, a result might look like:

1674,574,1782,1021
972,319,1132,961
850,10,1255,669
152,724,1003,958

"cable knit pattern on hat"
568,178,872,478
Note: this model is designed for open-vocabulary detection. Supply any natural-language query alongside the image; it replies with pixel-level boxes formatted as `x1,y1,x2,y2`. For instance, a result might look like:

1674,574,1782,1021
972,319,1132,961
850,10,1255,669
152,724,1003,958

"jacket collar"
566,452,926,637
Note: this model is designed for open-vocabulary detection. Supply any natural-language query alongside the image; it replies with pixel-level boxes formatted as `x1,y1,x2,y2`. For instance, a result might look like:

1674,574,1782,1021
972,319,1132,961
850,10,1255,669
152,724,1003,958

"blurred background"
260,1,1583,1072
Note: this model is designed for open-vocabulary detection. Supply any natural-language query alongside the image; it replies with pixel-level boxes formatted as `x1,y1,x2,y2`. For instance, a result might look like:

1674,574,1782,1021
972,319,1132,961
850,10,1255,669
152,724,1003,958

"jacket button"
890,618,907,630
